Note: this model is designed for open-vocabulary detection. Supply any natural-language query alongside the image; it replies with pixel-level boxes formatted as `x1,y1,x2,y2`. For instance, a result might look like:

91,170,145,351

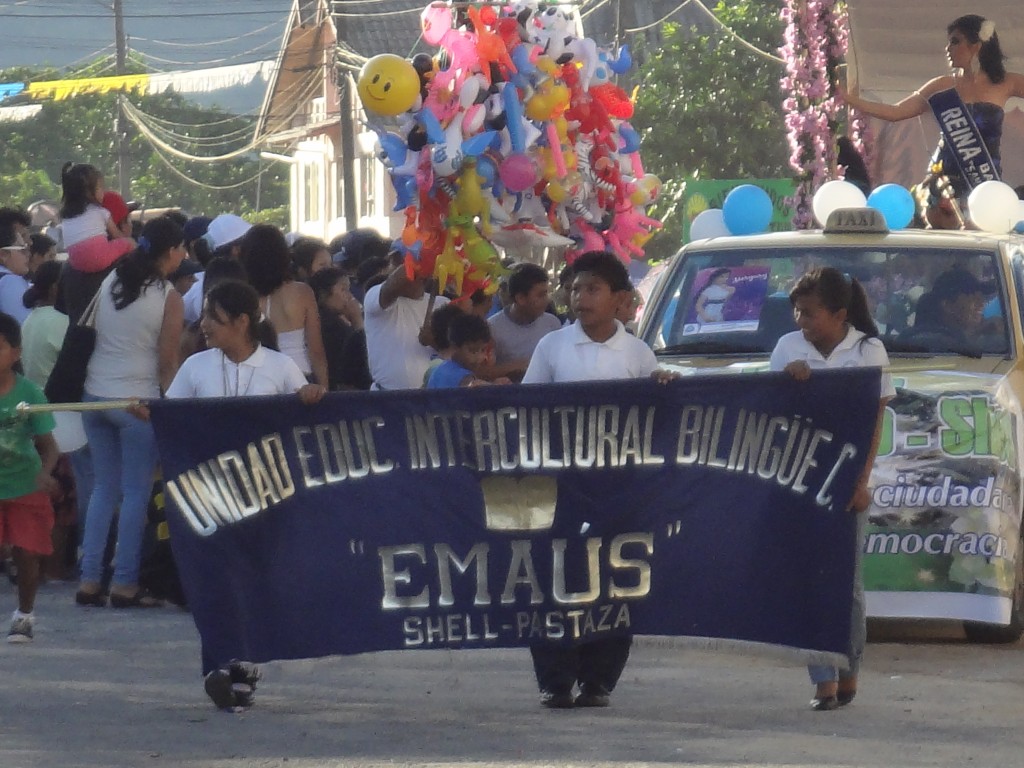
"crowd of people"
0,161,666,707
0,147,889,719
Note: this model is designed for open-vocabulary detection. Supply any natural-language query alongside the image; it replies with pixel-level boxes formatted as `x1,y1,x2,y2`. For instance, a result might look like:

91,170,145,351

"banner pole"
16,399,140,415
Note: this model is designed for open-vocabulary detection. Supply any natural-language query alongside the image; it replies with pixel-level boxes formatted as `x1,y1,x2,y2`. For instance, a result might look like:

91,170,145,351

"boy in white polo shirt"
522,250,667,709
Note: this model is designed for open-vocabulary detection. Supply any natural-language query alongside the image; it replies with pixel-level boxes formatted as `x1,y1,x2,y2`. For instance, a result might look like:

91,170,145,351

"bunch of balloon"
689,184,774,241
354,2,664,299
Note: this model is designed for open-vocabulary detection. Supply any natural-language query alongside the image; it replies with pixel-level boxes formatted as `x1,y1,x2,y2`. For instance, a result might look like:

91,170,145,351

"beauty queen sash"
928,89,1000,189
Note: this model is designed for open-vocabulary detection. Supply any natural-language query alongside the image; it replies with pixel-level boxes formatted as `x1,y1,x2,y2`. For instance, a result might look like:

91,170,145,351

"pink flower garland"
780,0,860,228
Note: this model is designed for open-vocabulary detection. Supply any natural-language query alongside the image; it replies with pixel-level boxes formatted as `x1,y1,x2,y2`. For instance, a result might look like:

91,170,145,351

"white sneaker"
7,614,33,643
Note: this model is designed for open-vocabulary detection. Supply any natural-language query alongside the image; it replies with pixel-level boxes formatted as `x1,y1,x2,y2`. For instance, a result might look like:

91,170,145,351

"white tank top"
85,271,170,399
265,293,311,376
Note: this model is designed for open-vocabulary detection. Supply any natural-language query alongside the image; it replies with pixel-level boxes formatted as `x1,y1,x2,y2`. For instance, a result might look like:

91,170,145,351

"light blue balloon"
867,184,915,229
722,184,773,235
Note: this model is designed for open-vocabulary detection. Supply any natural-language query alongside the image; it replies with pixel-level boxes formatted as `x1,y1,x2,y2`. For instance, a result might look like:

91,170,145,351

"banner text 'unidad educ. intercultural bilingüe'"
150,371,879,668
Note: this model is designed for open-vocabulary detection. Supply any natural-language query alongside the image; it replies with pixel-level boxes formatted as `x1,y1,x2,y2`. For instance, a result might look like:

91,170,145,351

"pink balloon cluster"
360,1,662,281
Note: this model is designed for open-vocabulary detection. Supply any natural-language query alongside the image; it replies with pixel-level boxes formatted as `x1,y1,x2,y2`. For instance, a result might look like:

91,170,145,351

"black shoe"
226,660,260,708
574,686,610,708
837,690,856,707
809,695,839,711
227,660,261,690
540,690,575,709
204,670,236,710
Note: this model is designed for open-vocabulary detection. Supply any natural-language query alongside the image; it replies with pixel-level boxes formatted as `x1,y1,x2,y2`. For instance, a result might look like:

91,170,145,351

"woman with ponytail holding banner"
841,15,1024,200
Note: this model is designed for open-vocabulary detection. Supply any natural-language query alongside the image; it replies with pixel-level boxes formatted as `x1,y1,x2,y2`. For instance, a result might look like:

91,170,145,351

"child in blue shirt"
426,313,491,388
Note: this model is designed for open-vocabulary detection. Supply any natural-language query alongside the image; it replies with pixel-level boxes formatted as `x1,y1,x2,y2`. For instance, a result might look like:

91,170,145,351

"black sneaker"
227,660,261,690
540,690,575,709
203,669,236,710
574,685,610,708
226,661,260,708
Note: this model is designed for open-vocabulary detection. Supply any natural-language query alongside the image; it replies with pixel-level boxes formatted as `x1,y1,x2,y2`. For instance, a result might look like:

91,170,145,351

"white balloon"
812,180,867,226
968,180,1020,232
689,209,730,241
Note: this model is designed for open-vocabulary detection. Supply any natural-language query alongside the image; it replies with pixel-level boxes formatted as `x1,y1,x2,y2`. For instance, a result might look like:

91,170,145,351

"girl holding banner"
841,15,1024,199
770,268,895,711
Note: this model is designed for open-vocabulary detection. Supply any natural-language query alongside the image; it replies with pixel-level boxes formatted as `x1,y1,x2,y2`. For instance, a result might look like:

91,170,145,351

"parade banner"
149,372,879,669
928,89,1000,189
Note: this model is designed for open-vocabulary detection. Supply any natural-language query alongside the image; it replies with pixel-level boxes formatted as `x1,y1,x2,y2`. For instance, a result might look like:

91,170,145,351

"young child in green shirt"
0,311,59,643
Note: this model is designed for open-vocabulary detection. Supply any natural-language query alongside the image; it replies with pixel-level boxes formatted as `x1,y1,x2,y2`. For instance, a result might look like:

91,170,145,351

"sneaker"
227,660,261,708
540,690,575,709
203,669,236,710
574,685,610,708
7,614,33,644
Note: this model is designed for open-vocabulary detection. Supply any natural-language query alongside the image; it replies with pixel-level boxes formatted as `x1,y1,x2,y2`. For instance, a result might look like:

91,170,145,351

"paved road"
1,580,1023,768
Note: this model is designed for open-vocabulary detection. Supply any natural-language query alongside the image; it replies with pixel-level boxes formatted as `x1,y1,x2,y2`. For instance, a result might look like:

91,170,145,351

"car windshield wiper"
656,340,766,355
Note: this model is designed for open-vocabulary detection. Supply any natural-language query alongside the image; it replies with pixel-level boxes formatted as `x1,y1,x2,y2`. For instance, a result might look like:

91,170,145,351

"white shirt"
85,271,170,399
770,326,897,400
0,268,30,324
363,284,449,390
522,320,657,384
182,272,205,325
60,204,111,248
166,345,307,399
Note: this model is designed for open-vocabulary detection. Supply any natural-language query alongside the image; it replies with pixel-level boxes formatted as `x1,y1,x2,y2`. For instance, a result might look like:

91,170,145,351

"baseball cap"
331,228,391,268
930,269,994,300
182,215,212,244
101,191,140,226
205,214,252,251
169,259,203,283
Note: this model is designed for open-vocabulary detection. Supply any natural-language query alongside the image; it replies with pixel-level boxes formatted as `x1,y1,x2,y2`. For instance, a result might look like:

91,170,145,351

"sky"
1,0,294,109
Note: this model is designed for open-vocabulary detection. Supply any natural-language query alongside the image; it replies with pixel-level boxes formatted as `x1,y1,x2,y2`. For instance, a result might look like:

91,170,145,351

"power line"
131,41,280,69
3,9,292,18
131,18,283,48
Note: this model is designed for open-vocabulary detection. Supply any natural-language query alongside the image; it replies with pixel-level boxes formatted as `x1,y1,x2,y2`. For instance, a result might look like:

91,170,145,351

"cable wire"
131,18,284,48
623,0,785,64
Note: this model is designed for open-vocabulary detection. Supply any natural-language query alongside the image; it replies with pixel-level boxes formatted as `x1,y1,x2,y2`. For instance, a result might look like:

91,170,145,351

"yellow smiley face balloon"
357,54,420,116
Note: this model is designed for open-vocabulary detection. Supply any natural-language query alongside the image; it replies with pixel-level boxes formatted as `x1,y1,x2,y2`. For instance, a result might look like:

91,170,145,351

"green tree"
631,0,789,261
0,58,288,219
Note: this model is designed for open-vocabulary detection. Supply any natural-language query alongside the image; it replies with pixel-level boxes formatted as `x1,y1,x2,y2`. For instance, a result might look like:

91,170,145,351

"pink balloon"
499,154,537,193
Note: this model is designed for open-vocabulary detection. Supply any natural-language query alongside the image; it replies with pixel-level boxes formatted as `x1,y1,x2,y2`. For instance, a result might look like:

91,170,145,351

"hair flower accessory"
137,235,151,254
979,20,996,43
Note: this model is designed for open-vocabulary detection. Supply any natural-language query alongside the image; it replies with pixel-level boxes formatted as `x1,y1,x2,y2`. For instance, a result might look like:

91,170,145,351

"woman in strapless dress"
840,15,1024,204
238,224,328,387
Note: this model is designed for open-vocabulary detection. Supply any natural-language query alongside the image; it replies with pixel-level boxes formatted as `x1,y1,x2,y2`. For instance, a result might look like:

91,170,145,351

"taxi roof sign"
823,207,890,234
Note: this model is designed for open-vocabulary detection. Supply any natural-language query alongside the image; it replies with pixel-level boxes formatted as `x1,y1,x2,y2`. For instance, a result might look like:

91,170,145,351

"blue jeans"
79,394,158,588
808,511,867,685
68,444,94,547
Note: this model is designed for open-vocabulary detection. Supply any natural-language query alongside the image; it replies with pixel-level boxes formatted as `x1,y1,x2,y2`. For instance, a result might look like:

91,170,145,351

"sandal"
109,588,163,609
75,588,108,607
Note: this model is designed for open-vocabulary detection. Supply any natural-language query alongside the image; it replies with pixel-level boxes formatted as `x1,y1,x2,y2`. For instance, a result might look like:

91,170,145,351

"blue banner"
928,88,1000,189
149,370,880,668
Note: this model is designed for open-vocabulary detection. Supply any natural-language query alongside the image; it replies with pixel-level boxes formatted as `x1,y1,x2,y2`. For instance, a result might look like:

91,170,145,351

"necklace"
220,349,256,397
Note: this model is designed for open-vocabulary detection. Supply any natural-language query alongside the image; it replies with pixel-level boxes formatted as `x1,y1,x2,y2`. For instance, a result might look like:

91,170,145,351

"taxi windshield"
644,246,1009,357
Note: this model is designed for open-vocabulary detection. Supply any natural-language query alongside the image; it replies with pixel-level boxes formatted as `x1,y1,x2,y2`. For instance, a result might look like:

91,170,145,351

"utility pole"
113,0,131,197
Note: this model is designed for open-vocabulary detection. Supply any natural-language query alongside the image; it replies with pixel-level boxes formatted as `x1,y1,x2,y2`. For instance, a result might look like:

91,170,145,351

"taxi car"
639,209,1024,642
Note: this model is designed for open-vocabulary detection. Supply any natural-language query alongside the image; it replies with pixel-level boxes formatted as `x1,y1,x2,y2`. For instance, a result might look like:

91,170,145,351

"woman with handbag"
74,217,185,608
